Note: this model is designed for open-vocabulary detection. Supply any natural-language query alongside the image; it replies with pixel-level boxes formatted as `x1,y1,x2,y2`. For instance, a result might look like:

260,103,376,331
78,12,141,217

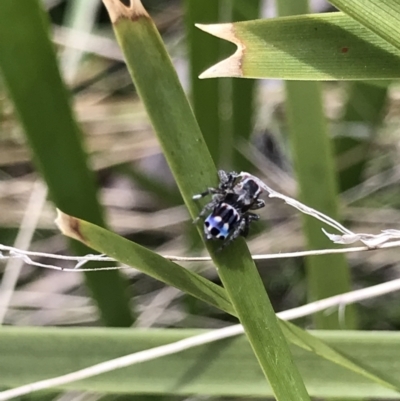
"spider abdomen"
193,170,265,248
204,203,240,240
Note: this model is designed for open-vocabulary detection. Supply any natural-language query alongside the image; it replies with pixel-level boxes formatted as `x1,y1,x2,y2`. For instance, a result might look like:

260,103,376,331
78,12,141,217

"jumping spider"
193,170,265,248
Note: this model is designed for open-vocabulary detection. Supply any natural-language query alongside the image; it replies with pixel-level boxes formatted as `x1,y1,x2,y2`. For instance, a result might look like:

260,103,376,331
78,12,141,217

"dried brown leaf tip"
102,0,149,23
196,23,244,79
55,209,86,243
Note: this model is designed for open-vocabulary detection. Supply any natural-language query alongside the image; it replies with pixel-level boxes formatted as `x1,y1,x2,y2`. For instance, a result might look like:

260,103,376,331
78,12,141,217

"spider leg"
249,199,265,210
237,212,259,238
218,170,239,191
218,170,230,184
246,212,260,221
192,187,219,200
245,212,259,229
241,214,252,238
193,199,219,223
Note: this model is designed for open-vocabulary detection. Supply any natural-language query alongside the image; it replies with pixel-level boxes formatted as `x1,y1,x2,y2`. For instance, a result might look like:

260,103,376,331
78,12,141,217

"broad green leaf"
1,327,400,399
0,0,132,326
56,210,400,394
328,0,400,52
102,1,310,399
197,12,400,80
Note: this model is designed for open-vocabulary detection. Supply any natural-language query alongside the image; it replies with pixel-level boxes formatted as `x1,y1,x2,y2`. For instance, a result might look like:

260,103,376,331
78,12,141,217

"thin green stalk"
276,0,356,329
61,0,100,82
184,0,221,164
336,81,388,192
184,0,222,250
231,0,260,171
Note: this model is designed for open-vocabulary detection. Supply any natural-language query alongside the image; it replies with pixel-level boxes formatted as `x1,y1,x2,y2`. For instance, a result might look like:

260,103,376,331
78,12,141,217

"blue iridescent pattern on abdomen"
206,215,230,237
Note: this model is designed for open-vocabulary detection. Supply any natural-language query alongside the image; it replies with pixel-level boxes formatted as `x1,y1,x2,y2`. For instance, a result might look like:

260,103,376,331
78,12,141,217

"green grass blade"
328,0,400,51
0,0,133,327
115,164,182,207
185,1,261,170
184,0,221,163
61,0,100,82
275,0,355,331
280,321,400,393
56,210,235,316
103,1,214,212
56,197,400,392
102,1,310,399
197,12,400,80
343,82,389,125
212,247,311,400
284,83,356,329
183,0,223,250
276,1,356,330
1,327,400,399
336,81,388,192
231,0,260,171
0,81,17,247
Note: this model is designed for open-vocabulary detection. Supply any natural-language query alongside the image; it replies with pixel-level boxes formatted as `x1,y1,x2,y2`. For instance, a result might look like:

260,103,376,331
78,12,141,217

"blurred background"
1,0,400,363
